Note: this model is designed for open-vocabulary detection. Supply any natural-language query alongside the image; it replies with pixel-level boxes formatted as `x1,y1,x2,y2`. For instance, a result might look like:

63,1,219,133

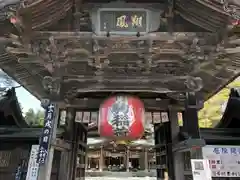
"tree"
24,108,45,126
24,108,35,125
178,78,240,128
198,78,240,128
35,110,45,126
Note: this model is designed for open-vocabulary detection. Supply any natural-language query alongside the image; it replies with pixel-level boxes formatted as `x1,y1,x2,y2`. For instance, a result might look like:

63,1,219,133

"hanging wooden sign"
99,9,148,34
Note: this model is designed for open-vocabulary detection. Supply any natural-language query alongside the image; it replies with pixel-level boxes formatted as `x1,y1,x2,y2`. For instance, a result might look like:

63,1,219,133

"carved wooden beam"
5,47,33,55
33,31,198,41
63,76,189,83
65,98,184,110
225,47,240,53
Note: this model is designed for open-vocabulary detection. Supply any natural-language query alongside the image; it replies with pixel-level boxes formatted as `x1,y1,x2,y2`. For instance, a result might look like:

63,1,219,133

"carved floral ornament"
223,0,240,20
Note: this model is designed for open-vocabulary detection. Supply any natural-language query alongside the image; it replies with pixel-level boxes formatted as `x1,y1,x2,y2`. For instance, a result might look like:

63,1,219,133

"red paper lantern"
98,95,145,140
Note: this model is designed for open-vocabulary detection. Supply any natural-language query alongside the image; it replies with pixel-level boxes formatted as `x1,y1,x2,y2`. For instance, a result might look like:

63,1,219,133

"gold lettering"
116,15,128,28
131,15,143,27
112,43,131,49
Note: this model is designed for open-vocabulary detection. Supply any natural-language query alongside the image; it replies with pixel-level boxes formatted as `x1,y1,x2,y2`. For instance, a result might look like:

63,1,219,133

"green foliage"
198,78,240,128
178,79,240,128
178,113,183,126
24,108,45,127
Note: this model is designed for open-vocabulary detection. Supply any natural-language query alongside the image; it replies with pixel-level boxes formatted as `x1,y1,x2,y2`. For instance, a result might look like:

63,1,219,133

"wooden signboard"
99,9,148,34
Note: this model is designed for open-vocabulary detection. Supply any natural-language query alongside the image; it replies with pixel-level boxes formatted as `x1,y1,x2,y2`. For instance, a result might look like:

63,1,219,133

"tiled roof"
0,88,28,127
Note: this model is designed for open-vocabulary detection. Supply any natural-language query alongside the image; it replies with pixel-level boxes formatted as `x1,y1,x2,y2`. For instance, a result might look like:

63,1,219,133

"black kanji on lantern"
108,96,132,136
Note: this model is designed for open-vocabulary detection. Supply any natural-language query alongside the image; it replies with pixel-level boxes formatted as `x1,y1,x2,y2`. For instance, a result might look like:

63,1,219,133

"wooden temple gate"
0,0,239,180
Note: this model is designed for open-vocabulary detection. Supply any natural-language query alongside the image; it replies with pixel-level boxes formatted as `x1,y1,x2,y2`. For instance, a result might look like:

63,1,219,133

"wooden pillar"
183,92,203,159
64,109,89,180
164,119,174,180
169,109,184,180
154,123,165,179
66,108,76,180
99,146,104,172
182,92,200,139
154,110,178,180
85,151,88,170
139,150,145,170
58,151,70,180
126,147,130,172
144,149,148,172
74,123,88,180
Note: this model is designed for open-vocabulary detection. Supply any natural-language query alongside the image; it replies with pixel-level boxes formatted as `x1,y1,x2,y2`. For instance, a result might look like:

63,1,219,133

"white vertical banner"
26,145,40,180
191,159,212,180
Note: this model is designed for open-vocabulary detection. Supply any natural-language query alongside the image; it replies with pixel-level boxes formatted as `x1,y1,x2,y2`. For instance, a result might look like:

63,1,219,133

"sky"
0,69,42,113
15,86,42,113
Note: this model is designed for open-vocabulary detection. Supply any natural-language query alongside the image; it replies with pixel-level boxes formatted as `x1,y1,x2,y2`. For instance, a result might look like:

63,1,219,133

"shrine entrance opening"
129,158,139,169
108,157,123,166
57,92,203,180
87,157,99,169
